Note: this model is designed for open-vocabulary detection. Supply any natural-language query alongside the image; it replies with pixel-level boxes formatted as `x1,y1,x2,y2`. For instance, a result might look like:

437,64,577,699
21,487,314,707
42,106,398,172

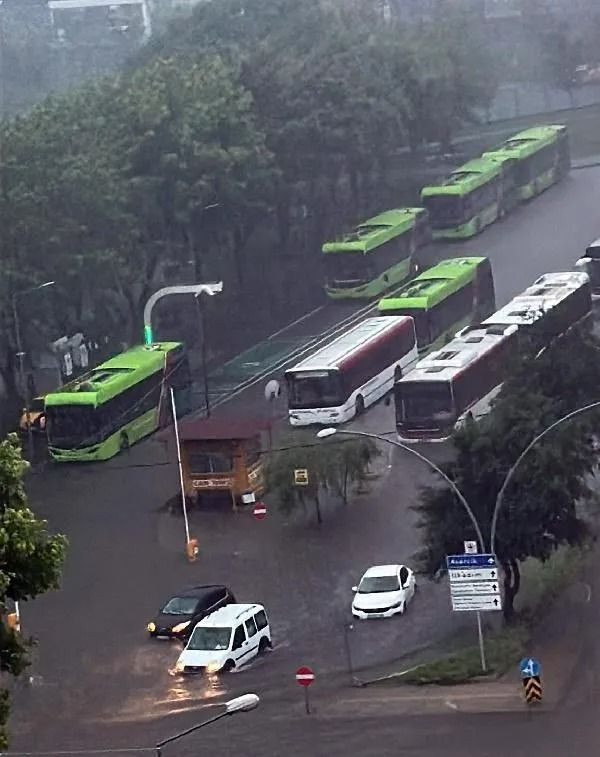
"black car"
147,585,235,641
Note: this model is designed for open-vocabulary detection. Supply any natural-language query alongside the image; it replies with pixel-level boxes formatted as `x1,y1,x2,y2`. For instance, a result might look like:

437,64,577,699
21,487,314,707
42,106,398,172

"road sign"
523,675,542,703
447,553,497,569
447,553,501,613
449,567,498,582
464,540,478,554
296,666,315,687
519,657,541,678
449,581,500,595
253,502,267,520
241,492,256,505
451,594,502,612
294,469,309,486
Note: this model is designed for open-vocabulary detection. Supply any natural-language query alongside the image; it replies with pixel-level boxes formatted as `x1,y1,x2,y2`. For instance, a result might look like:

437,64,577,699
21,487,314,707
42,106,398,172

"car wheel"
119,432,130,451
222,659,235,673
258,637,269,655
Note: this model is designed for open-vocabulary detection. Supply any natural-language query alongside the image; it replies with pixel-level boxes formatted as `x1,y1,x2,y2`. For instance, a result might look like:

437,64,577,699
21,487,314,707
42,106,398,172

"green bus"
420,158,504,240
377,257,496,354
421,125,569,240
482,124,570,202
45,342,191,462
322,207,431,299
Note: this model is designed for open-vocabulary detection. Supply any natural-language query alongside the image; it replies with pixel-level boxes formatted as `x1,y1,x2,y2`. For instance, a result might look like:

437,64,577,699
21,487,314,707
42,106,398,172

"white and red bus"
395,323,517,441
286,316,418,426
396,270,591,441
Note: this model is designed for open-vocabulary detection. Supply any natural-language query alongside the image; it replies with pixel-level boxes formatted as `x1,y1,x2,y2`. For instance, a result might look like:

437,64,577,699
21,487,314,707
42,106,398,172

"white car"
174,603,271,675
352,564,416,619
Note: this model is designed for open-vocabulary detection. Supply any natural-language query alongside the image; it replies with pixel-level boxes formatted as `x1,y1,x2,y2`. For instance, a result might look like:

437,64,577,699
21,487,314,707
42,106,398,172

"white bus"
286,316,418,426
396,270,592,441
480,271,591,340
395,323,517,441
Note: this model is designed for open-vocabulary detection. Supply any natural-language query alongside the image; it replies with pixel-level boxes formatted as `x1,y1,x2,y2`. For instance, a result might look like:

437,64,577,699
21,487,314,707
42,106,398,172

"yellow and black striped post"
523,675,543,703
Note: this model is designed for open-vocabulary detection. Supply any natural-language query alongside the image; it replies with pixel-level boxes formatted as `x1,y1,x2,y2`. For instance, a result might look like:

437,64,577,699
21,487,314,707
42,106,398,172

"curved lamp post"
156,693,259,755
316,427,485,550
490,400,600,554
143,282,223,345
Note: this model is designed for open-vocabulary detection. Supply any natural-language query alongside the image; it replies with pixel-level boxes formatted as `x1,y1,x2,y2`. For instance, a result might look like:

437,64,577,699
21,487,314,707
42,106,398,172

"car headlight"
147,622,156,633
206,660,224,674
174,660,185,673
390,600,404,608
172,621,191,634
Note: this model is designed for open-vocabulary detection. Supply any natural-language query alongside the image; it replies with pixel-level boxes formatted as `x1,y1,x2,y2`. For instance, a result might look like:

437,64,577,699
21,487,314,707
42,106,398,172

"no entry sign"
253,502,267,520
296,666,315,687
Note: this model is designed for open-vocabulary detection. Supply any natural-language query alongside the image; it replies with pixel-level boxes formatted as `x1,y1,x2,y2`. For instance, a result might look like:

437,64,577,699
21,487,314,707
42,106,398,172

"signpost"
295,666,315,714
447,552,502,673
253,502,267,520
294,469,309,486
520,657,542,704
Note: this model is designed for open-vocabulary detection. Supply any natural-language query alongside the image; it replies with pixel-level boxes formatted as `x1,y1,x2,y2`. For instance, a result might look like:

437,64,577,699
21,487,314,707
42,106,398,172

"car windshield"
358,575,400,593
186,627,231,651
398,381,454,422
161,597,198,615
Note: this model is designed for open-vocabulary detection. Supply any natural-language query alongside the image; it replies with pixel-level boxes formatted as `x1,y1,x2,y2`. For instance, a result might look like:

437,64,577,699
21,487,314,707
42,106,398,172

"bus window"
287,371,342,409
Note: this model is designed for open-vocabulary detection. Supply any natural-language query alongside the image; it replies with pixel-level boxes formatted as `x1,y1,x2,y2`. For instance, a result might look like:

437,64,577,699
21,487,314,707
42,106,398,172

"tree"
0,434,67,746
412,324,600,620
265,433,379,524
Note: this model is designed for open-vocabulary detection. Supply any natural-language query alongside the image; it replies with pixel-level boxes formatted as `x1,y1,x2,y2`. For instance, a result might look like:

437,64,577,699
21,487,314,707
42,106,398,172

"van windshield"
186,627,231,651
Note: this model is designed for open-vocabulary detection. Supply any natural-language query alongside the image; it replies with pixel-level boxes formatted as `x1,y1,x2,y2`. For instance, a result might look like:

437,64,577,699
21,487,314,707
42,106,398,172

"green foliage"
265,433,380,524
0,435,67,746
413,325,600,619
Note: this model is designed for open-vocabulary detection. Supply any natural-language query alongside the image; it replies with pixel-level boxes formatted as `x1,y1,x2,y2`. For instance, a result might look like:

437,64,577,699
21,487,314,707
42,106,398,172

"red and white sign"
253,502,267,520
295,666,315,687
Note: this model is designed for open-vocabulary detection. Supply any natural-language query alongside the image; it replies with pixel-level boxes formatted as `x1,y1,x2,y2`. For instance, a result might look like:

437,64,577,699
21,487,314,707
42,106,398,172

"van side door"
244,616,260,658
231,624,247,666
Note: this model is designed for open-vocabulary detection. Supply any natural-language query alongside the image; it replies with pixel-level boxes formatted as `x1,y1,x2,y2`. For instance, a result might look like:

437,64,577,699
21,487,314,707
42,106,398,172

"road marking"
267,305,326,341
445,700,459,710
584,582,592,602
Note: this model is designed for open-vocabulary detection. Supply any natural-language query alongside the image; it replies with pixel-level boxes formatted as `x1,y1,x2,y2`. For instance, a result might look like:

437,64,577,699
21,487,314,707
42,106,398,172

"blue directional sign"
446,553,497,569
519,657,541,679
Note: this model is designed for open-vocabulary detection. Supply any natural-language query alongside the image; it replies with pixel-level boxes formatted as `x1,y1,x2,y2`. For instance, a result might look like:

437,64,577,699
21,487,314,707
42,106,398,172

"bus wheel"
119,433,130,451
355,396,365,416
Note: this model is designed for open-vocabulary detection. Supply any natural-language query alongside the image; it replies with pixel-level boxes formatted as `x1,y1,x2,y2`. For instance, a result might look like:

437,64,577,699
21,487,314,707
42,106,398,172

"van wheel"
222,659,235,673
119,433,129,451
355,395,365,416
258,637,270,655
394,366,403,382
473,218,481,235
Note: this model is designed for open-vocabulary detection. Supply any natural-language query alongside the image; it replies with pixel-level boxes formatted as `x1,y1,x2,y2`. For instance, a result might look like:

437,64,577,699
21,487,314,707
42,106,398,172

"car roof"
363,564,404,577
169,585,227,599
195,603,264,627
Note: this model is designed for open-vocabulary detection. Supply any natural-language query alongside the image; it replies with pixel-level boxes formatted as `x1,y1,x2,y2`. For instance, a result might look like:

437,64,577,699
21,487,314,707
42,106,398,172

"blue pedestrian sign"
446,553,497,569
519,657,541,679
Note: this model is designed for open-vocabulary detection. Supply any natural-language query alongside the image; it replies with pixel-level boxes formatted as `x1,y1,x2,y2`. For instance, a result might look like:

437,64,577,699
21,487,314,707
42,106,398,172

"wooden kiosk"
178,417,269,509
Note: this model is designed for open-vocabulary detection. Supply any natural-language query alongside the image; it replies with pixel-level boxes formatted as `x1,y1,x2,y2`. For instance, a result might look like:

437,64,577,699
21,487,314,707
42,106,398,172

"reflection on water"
166,670,226,704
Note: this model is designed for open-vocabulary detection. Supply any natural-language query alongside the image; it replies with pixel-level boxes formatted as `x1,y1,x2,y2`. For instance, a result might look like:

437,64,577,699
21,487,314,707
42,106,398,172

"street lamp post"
155,693,259,755
316,426,488,672
12,281,55,460
143,282,223,346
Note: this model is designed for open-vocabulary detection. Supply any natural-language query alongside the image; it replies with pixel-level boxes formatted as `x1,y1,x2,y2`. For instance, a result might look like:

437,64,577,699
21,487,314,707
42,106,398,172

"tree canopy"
412,324,600,619
0,435,67,746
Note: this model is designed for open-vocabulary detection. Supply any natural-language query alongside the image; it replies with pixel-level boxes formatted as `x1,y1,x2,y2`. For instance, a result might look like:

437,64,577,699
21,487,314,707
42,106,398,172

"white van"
175,603,271,674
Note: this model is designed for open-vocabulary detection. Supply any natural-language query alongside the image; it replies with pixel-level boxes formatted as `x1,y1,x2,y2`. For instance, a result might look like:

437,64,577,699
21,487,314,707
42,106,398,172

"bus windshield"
397,381,454,423
287,371,343,409
422,196,464,227
324,253,371,288
46,405,100,449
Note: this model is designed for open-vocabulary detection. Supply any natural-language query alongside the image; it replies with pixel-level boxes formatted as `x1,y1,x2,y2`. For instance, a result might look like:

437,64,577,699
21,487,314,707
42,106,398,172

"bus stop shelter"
177,417,271,510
